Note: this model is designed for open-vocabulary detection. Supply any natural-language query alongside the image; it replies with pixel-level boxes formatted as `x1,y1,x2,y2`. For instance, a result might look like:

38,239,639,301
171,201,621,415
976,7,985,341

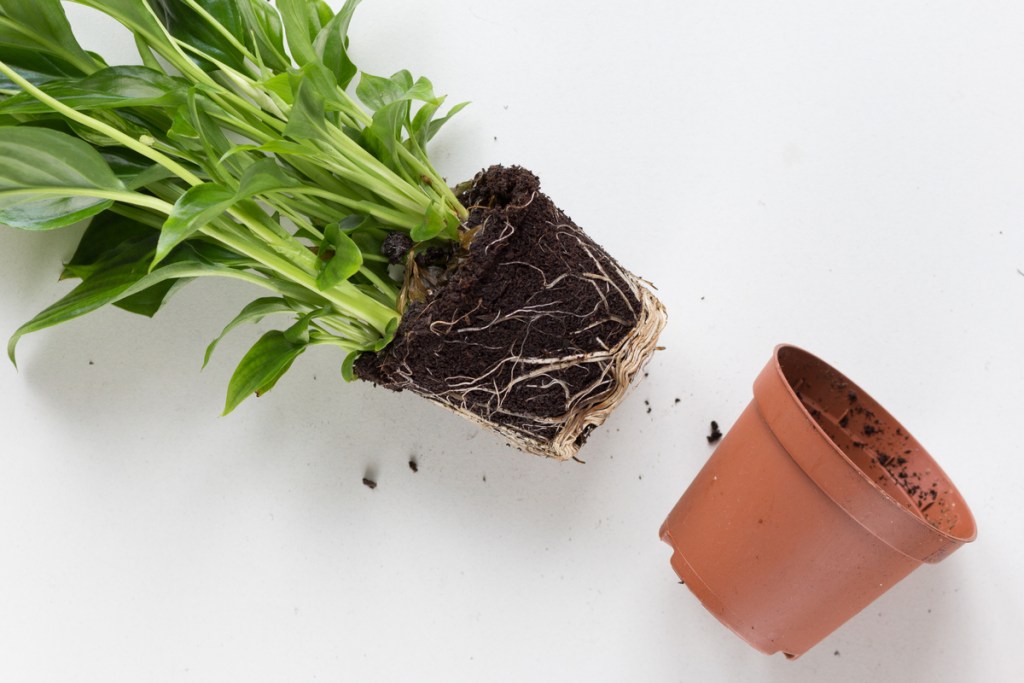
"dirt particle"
848,391,858,403
381,232,413,264
834,650,840,657
409,459,419,473
362,477,377,490
674,398,681,404
707,420,723,444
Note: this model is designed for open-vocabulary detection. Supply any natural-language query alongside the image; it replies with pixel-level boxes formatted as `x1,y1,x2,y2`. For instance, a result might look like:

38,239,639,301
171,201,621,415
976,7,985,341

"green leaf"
154,158,297,267
410,202,447,242
148,0,249,73
261,72,293,104
312,0,361,89
0,0,98,75
372,316,399,352
236,157,300,197
237,0,290,72
424,101,468,144
365,99,408,158
203,296,294,367
96,149,179,191
223,329,306,414
114,278,182,317
317,221,363,290
282,64,339,140
219,139,311,164
340,350,359,381
63,211,158,281
277,0,334,67
0,126,125,230
0,50,82,91
356,70,437,112
154,183,235,266
0,66,186,115
8,259,240,365
282,308,322,345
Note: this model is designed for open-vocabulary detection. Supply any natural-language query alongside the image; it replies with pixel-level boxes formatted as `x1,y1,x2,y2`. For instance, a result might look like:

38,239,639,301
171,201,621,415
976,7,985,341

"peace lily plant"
1,0,666,458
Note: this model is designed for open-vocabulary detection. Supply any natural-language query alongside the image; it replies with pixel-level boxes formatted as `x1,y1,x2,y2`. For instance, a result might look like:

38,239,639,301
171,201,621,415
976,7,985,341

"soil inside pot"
355,165,651,453
777,348,962,533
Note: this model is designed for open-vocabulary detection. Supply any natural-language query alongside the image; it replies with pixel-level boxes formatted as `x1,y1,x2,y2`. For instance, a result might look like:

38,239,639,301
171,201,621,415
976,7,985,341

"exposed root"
410,281,666,459
356,165,668,460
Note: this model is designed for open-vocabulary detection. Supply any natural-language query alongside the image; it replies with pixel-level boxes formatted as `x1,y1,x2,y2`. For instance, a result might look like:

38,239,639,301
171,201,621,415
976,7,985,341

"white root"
385,214,668,460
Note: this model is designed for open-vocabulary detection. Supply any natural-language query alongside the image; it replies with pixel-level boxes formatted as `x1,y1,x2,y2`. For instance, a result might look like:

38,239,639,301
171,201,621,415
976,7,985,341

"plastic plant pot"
659,344,976,659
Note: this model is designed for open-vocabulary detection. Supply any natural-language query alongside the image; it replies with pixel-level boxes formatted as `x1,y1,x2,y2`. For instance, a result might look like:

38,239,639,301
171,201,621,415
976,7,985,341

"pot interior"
776,347,974,540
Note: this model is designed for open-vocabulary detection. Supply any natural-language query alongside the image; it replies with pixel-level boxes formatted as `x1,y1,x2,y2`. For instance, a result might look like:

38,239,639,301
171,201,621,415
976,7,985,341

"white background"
2,1,1022,680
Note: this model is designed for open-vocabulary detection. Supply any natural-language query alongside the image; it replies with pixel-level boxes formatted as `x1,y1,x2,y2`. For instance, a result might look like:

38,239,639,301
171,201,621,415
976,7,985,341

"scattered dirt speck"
408,459,418,473
362,477,377,490
707,421,723,444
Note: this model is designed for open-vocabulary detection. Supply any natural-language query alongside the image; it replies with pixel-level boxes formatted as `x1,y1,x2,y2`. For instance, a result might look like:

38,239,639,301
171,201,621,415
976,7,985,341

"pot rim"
756,344,976,562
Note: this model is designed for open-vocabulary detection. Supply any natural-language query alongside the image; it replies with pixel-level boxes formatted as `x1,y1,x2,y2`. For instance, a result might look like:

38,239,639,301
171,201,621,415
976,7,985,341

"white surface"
2,1,1023,680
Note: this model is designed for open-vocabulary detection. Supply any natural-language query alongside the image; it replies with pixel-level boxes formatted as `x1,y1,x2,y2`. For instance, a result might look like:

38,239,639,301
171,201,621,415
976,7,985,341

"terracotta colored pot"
660,345,976,659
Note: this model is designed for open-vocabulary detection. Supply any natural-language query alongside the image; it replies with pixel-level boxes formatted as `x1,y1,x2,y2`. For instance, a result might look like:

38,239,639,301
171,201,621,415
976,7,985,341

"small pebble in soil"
707,421,723,444
362,477,377,490
409,459,418,473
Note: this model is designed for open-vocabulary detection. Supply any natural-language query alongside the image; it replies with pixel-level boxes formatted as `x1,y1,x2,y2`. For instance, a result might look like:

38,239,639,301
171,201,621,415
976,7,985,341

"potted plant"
660,344,976,658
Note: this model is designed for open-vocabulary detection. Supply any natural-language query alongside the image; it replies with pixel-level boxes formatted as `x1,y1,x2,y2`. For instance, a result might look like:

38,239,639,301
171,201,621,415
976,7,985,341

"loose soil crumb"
408,459,418,473
362,477,377,490
707,421,723,444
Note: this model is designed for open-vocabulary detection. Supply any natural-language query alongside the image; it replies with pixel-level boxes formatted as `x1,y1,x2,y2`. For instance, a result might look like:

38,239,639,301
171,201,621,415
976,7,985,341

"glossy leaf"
154,183,235,266
203,296,294,367
0,126,125,230
223,329,306,414
0,0,98,74
0,50,81,91
237,0,289,72
423,101,468,144
114,278,182,317
340,349,359,381
0,66,186,115
63,211,157,281
317,221,363,290
356,70,436,112
410,201,447,242
154,157,299,266
236,157,300,197
277,0,334,66
313,0,360,89
8,259,240,364
148,0,249,72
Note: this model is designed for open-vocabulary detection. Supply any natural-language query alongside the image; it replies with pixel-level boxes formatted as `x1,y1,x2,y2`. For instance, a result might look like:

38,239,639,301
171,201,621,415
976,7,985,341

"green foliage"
0,126,126,229
0,0,468,411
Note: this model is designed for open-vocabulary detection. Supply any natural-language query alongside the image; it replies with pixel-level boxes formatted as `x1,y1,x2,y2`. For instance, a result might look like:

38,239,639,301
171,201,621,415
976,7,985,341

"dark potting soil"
355,165,643,446
706,420,723,444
